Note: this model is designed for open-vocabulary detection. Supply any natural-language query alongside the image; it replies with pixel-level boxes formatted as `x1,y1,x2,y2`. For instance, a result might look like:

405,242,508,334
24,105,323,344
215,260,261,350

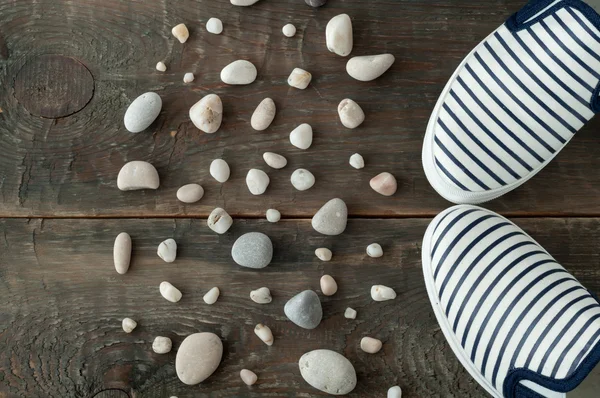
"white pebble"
251,98,276,131
189,94,223,134
388,386,402,398
288,68,312,89
371,285,396,302
320,275,338,296
183,72,194,83
210,159,230,183
157,238,177,263
117,161,160,190
326,14,353,56
160,281,182,303
289,123,313,149
240,369,258,385
349,153,365,169
221,60,257,85
344,307,357,319
246,169,270,195
177,183,204,203
254,323,274,346
152,336,172,354
266,209,281,223
156,61,167,72
172,23,189,43
367,243,383,258
250,287,272,304
203,287,220,305
114,232,132,274
122,317,137,333
123,93,162,133
360,336,383,354
315,248,332,262
207,207,233,234
282,23,296,37
291,168,315,191
263,152,287,169
231,0,260,5
206,17,223,34
338,98,364,129
346,54,395,81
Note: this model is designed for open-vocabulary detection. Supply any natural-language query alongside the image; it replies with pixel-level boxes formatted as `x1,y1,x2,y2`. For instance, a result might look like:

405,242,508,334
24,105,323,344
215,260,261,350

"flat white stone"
221,60,257,85
326,14,353,56
366,243,383,258
266,209,281,223
117,161,160,191
183,72,194,83
263,152,287,169
172,23,189,43
210,159,230,183
291,168,315,191
189,94,223,134
114,232,132,274
346,54,395,81
207,207,233,234
177,184,204,203
122,317,137,333
289,123,313,150
152,336,172,354
349,153,365,169
338,98,364,128
206,18,223,34
282,23,296,37
246,169,269,195
371,285,396,301
288,68,312,89
157,238,177,263
160,281,182,303
251,98,276,131
231,0,260,5
203,287,220,305
124,92,162,133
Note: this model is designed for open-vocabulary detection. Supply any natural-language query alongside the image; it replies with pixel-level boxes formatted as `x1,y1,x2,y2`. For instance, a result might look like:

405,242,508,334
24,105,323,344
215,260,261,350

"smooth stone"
346,54,395,81
246,169,270,195
288,68,312,89
266,209,281,223
282,23,296,37
326,14,353,57
250,287,272,304
371,285,396,301
289,123,313,150
172,23,189,43
251,98,276,131
117,161,160,191
189,94,223,134
311,198,348,236
240,369,258,385
221,60,257,85
210,159,230,183
156,62,167,72
183,72,194,83
344,307,357,319
122,317,137,333
177,183,204,203
338,99,364,129
231,232,273,269
299,349,357,395
206,18,223,34
176,332,223,385
254,323,274,346
207,208,233,234
114,232,132,274
349,153,364,169
263,152,287,169
158,238,177,263
315,248,332,262
366,243,383,258
153,336,173,354
370,172,397,196
291,168,315,191
388,386,403,398
305,0,327,5
160,281,182,303
284,290,322,329
203,287,220,305
124,92,162,133
231,0,260,5
320,275,337,296
360,336,382,354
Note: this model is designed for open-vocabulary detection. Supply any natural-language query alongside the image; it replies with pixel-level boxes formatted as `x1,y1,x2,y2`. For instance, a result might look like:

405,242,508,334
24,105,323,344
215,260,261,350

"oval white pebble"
338,98,365,129
210,159,231,183
349,153,365,169
360,336,383,354
315,247,332,262
371,285,396,301
346,53,395,81
250,287,272,304
266,209,281,223
189,94,223,134
176,332,223,385
388,386,402,398
158,238,177,263
124,92,162,133
177,183,204,203
156,61,167,72
299,350,357,395
160,281,182,303
282,23,296,37
207,207,233,234
291,168,315,191
288,68,312,89
206,17,223,34
152,336,173,354
254,323,274,346
344,307,357,319
289,123,313,150
263,152,287,169
251,98,276,131
183,72,194,83
326,14,353,56
320,275,338,296
240,369,258,385
221,60,257,85
114,232,132,274
172,23,189,43
370,172,398,196
203,287,220,305
122,317,137,333
117,161,160,191
246,169,270,195
231,0,260,5
366,243,383,258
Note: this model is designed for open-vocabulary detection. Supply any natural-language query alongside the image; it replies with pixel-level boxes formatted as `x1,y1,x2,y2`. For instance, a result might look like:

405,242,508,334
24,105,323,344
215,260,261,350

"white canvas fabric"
422,0,600,204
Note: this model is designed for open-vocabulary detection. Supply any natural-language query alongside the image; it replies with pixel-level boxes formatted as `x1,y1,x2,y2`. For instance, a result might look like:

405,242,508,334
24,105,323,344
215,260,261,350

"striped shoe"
422,0,600,204
422,205,600,397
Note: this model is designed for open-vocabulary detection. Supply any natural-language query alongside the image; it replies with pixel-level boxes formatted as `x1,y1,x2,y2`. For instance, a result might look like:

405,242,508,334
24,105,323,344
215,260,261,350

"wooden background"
1,0,600,397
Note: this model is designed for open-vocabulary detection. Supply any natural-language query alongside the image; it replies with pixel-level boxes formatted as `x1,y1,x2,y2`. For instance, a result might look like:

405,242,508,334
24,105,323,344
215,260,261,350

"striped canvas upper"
430,0,600,197
424,205,600,397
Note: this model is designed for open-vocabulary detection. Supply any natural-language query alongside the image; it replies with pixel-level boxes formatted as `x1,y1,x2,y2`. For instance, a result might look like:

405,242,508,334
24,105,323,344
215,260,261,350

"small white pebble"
288,68,312,89
160,281,182,303
371,285,396,301
250,287,272,304
289,123,313,150
156,61,167,72
360,336,383,354
246,169,270,195
122,318,137,333
254,323,274,346
183,72,194,83
207,207,233,234
282,23,296,37
240,369,258,385
152,336,172,354
210,159,231,183
388,386,402,398
367,243,383,258
290,168,315,191
315,247,332,261
172,23,189,43
203,287,220,305
206,17,223,34
349,153,365,169
266,209,281,223
263,152,287,169
320,275,338,296
338,98,365,129
344,307,357,319
157,238,177,263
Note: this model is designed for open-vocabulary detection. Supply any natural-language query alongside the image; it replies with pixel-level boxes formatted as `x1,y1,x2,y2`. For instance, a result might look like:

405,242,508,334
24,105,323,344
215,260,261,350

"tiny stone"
157,238,177,263
311,198,348,236
371,285,396,302
240,369,258,386
183,72,194,83
210,159,231,183
346,53,395,81
305,0,327,6
177,183,204,203
152,336,173,354
221,60,257,85
366,243,383,258
231,0,260,5
176,333,223,385
263,152,288,169
282,23,296,37
156,61,167,72
370,172,398,196
344,307,357,319
360,336,383,354
207,207,233,234
122,317,137,333
117,161,160,191
172,23,189,43
206,17,223,34
284,290,322,329
160,281,182,303
231,232,273,269
203,287,220,305
291,168,315,191
289,123,313,150
388,386,402,398
266,209,281,223
124,92,162,133
288,68,312,89
246,169,270,195
320,275,338,296
315,248,332,262
114,232,132,274
254,323,274,346
189,94,223,134
338,98,364,129
326,14,353,56
250,287,272,304
349,153,365,169
251,98,276,131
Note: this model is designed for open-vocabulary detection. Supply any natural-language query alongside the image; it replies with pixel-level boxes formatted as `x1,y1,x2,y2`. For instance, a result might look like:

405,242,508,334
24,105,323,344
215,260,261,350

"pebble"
266,209,281,223
176,333,223,385
124,92,162,133
263,152,287,169
349,153,365,169
344,307,357,319
371,285,396,301
282,23,296,37
370,172,397,196
221,60,257,85
289,123,313,150
360,336,383,354
122,317,137,333
291,168,315,191
177,183,204,203
210,159,231,183
250,287,272,304
366,243,383,258
156,61,167,72
246,169,270,195
288,68,312,89
284,290,322,329
311,198,348,236
254,323,274,346
251,98,276,131
338,99,364,129
347,54,395,81
305,0,327,5
203,287,220,305
240,369,258,385
326,14,353,56
172,23,189,43
207,207,233,234
206,17,223,34
152,336,172,354
315,248,332,262
160,281,182,303
231,232,273,269
231,0,260,5
299,350,357,395
388,386,403,398
183,72,194,83
320,275,338,296
114,232,132,274
117,161,160,191
157,238,177,263
189,94,223,134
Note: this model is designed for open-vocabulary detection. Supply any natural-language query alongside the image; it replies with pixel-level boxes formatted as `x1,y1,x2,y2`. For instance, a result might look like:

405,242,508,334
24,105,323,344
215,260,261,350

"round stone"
206,18,223,34
231,232,273,269
176,333,223,385
291,168,315,191
282,23,296,37
299,349,357,395
177,184,204,203
284,290,322,329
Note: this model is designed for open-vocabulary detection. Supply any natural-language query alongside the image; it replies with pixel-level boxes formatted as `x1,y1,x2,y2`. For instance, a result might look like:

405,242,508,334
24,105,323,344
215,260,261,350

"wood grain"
1,217,599,397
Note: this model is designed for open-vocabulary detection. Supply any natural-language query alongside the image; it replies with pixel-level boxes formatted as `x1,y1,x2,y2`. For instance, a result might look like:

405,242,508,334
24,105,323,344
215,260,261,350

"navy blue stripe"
550,313,600,377
566,328,600,376
432,208,460,236
434,137,491,190
431,208,478,258
553,13,600,63
566,7,600,44
435,158,471,192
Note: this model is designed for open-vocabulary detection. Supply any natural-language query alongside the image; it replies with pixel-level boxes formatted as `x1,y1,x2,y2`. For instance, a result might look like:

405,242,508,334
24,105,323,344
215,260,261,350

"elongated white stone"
326,14,353,56
246,169,269,195
231,0,260,5
203,287,220,305
251,98,276,131
371,285,396,301
263,152,287,169
207,208,233,234
288,68,312,89
299,350,357,395
221,60,257,85
320,275,337,296
210,159,230,183
338,98,364,128
177,184,204,203
346,54,395,81
160,281,182,303
117,161,160,191
114,232,132,274
124,92,162,133
189,94,223,134
290,123,313,150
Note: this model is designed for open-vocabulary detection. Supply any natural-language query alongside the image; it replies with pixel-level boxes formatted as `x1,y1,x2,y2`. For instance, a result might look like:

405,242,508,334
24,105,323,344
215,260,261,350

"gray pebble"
299,349,356,395
311,198,348,236
284,290,322,329
231,232,273,269
124,92,162,133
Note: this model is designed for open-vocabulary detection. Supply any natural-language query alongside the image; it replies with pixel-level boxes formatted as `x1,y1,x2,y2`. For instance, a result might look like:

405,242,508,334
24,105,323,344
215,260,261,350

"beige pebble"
315,247,332,261
177,183,204,203
221,60,257,85
122,317,137,333
189,94,223,134
114,232,132,274
371,285,396,301
160,281,182,303
156,61,167,72
370,172,397,196
250,287,272,304
207,207,233,234
176,332,223,385
288,68,312,89
172,23,189,43
344,307,357,319
263,152,287,169
366,243,383,258
254,323,273,346
203,287,220,305
117,161,160,191
251,98,276,131
349,153,365,169
266,209,281,223
338,98,364,129
246,169,270,195
157,238,177,263
152,336,173,354
388,386,402,398
240,369,258,385
360,336,382,354
320,275,338,296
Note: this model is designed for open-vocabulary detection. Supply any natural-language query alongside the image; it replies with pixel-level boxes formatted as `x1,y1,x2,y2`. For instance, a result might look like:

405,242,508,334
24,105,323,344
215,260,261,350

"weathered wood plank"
1,217,599,397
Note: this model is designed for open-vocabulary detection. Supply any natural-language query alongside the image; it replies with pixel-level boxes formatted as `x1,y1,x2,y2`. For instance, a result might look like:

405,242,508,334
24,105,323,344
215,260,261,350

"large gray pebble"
284,290,322,329
231,232,273,269
299,349,357,395
124,92,162,133
176,332,223,385
311,198,347,236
